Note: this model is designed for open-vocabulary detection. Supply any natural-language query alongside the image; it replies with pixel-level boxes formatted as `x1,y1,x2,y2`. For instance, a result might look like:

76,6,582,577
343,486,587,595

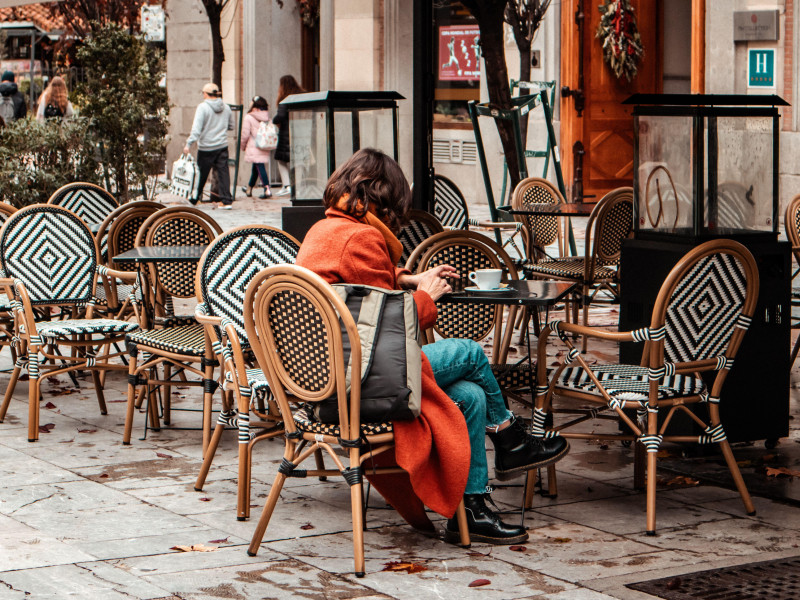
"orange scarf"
335,195,403,266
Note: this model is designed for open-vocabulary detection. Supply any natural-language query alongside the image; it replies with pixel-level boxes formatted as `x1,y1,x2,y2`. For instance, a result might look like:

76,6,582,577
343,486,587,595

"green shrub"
0,117,101,208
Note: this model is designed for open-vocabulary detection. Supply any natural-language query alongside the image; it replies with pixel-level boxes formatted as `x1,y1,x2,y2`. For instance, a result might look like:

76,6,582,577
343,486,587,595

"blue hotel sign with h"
748,48,775,87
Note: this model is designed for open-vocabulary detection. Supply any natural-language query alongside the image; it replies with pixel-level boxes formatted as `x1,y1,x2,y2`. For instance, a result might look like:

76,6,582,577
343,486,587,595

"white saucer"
464,286,508,293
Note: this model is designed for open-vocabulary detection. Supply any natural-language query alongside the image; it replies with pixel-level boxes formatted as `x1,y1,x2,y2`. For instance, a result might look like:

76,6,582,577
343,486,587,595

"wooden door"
560,0,662,201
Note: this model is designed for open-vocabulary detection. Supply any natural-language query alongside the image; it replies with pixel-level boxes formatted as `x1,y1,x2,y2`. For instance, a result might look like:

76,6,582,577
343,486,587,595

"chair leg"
633,440,646,490
791,332,800,368
27,373,40,442
91,369,108,415
0,364,21,422
247,470,287,556
314,449,327,481
350,477,366,577
523,470,536,509
455,499,470,548
162,363,172,425
645,449,657,535
195,417,226,492
123,353,139,444
718,439,756,516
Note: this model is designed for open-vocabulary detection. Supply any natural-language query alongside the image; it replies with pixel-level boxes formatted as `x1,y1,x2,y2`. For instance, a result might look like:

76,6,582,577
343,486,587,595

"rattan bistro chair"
524,187,634,351
48,182,119,228
511,177,567,264
0,205,140,441
123,208,222,449
433,174,470,230
784,194,800,367
193,225,301,520
0,202,17,359
533,239,759,534
397,209,444,269
244,264,469,576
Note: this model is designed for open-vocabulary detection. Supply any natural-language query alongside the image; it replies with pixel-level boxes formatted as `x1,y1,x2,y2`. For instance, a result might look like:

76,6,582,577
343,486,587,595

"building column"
691,0,705,94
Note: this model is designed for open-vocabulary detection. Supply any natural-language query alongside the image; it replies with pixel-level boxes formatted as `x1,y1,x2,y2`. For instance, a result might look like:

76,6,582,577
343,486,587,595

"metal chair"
243,264,470,576
47,182,119,229
397,209,444,269
534,239,759,534
524,187,634,350
0,205,139,442
122,207,222,449
193,225,301,520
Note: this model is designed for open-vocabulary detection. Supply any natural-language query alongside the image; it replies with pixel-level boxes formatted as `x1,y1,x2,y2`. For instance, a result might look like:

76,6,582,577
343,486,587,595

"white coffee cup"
468,268,502,290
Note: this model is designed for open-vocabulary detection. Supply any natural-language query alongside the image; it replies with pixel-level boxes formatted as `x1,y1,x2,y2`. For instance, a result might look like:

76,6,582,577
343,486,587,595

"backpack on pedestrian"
43,103,64,119
255,120,279,151
0,96,15,124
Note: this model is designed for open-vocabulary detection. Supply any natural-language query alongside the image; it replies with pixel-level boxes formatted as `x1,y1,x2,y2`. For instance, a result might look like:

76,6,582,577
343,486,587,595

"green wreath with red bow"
596,0,644,82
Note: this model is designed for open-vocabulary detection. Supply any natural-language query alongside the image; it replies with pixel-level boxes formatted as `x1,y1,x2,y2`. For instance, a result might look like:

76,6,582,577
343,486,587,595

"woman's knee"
445,380,486,417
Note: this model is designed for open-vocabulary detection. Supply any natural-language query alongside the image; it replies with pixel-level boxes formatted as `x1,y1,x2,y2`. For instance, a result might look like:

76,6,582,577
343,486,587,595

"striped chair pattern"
48,182,119,228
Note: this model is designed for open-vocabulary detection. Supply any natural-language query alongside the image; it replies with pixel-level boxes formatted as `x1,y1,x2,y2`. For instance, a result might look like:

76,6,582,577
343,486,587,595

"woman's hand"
414,265,460,302
398,265,459,291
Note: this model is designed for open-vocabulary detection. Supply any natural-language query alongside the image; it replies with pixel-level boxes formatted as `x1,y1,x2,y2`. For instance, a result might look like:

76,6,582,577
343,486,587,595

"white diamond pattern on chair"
52,186,118,227
1,208,95,304
665,253,747,363
203,228,299,343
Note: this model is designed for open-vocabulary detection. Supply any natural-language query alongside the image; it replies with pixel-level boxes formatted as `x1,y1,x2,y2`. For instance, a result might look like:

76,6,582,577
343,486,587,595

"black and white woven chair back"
398,210,444,267
660,244,755,365
0,205,96,305
201,226,300,343
109,208,161,272
708,182,752,230
422,240,498,341
433,174,469,230
48,183,118,228
594,191,633,267
513,178,561,250
150,217,216,298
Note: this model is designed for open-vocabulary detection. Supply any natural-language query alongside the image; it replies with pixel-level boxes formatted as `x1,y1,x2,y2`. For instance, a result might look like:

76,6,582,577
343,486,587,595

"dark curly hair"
323,148,412,233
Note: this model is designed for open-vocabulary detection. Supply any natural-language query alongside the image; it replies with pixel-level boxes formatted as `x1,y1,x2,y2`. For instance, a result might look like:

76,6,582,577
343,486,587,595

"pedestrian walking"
0,71,26,123
272,74,305,196
36,76,74,122
183,82,235,208
239,95,273,199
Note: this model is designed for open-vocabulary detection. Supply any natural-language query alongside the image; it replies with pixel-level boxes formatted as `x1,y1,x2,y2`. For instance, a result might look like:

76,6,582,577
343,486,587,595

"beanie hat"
1,71,14,82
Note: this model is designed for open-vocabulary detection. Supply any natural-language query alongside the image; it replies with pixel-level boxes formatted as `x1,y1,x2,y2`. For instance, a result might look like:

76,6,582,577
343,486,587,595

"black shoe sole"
443,528,529,546
494,439,570,481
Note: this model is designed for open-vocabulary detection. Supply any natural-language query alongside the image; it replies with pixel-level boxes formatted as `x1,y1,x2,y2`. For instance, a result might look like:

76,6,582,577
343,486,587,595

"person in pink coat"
239,96,272,198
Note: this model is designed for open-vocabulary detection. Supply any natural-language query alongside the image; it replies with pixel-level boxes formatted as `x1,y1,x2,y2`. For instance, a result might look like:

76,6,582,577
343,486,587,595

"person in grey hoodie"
183,82,234,207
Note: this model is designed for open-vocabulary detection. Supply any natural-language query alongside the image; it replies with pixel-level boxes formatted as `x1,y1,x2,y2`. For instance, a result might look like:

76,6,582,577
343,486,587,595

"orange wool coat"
295,208,470,529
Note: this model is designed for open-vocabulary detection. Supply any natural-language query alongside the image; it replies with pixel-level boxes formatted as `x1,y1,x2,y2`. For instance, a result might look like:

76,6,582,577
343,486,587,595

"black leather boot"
444,493,528,545
488,415,569,480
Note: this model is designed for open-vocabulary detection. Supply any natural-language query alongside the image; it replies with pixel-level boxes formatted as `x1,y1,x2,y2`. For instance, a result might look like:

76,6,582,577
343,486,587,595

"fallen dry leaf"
156,453,173,459
763,454,777,462
508,545,527,552
549,537,572,543
38,423,55,433
468,579,491,587
170,544,217,553
198,497,212,502
78,429,97,434
99,473,109,478
208,537,229,544
382,561,427,574
53,389,75,396
766,466,800,478
299,523,315,530
44,402,57,409
657,475,700,487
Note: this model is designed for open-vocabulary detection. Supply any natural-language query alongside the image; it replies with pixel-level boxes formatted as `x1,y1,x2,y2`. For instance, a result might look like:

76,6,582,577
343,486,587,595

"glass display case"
280,91,403,206
627,94,787,240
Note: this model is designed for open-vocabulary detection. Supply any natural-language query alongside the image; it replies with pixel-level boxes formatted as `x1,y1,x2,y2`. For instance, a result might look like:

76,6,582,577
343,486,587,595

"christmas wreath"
596,0,644,82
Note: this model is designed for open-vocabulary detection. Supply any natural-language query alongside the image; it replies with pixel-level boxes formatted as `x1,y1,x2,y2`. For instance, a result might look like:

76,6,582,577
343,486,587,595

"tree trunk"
477,10,521,191
208,10,224,87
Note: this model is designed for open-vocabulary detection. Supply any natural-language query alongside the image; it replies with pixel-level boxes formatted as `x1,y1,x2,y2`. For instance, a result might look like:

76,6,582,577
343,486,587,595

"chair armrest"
194,304,223,328
100,267,139,283
475,220,521,230
543,319,637,343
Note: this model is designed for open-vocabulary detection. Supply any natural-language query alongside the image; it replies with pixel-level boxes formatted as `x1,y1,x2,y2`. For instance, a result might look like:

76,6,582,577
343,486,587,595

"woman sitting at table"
296,148,569,544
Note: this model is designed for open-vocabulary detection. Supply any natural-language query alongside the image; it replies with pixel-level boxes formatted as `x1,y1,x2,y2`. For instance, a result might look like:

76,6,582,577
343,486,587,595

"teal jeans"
422,338,512,494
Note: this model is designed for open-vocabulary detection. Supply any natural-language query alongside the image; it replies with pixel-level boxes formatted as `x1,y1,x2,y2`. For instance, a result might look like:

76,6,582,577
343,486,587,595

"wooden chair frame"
123,208,222,450
511,176,567,263
0,205,139,441
193,225,301,521
533,239,759,534
244,264,469,577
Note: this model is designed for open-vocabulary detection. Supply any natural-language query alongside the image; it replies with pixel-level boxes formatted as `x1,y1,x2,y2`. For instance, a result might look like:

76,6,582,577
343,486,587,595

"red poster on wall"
438,25,481,82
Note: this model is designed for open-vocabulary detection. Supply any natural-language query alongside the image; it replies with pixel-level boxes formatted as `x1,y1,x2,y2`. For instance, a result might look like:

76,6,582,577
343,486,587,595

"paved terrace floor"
1,189,799,599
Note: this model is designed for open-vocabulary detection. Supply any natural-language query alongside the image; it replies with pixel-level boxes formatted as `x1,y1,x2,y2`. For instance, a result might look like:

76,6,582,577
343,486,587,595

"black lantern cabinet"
619,94,790,445
279,90,403,241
